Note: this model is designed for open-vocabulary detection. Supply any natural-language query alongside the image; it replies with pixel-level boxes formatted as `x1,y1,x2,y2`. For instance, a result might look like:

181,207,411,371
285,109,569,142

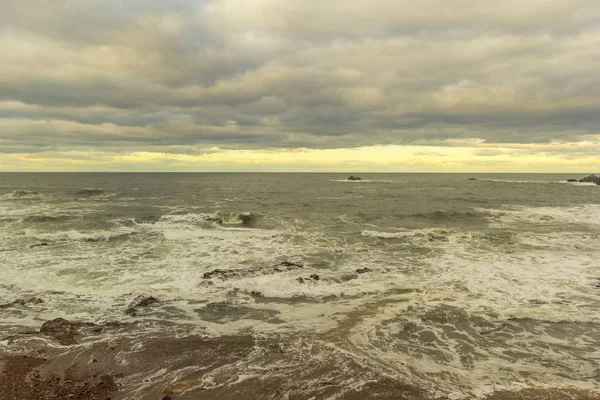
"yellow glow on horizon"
1,142,599,172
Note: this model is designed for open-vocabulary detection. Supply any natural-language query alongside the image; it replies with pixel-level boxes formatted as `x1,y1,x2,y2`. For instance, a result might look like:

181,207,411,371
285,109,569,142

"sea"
0,173,599,399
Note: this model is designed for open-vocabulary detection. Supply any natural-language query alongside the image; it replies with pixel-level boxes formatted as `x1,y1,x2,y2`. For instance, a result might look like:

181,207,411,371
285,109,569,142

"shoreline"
1,323,599,400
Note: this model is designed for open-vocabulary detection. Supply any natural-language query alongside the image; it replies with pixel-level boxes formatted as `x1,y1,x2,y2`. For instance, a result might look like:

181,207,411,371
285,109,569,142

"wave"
158,211,259,227
26,228,136,243
213,211,258,225
361,228,454,241
75,188,105,196
561,181,598,186
0,190,42,200
23,215,73,223
478,204,600,227
361,227,519,247
405,210,482,221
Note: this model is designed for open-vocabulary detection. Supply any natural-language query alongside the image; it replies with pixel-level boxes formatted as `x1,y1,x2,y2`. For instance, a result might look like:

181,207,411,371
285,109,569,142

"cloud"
0,0,599,170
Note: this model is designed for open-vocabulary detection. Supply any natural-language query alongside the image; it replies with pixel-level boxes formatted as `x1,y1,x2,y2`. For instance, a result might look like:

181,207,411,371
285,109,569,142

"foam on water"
479,204,600,228
1,175,600,398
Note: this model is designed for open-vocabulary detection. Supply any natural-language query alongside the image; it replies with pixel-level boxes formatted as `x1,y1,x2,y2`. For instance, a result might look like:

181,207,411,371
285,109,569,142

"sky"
1,0,599,172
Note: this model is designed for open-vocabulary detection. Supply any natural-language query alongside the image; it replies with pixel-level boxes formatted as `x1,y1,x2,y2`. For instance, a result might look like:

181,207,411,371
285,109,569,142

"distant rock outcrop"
566,179,578,182
347,176,362,181
578,174,600,185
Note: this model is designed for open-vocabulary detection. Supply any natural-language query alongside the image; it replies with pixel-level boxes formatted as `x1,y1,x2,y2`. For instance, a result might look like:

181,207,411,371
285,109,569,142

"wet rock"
347,175,362,181
297,274,320,283
339,273,358,282
0,297,43,309
40,318,81,345
578,174,600,184
203,261,304,281
355,267,372,274
250,291,263,297
403,322,419,332
30,242,49,248
125,296,161,316
273,261,304,271
566,179,578,182
468,178,477,181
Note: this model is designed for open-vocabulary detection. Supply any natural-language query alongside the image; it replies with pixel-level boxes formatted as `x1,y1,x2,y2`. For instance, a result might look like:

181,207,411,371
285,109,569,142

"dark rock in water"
125,296,161,316
356,267,372,274
30,242,48,248
0,297,43,309
297,274,320,283
468,178,477,181
40,318,81,345
347,175,362,181
273,261,304,271
339,273,358,282
566,179,578,182
250,291,263,297
203,261,304,281
578,174,600,184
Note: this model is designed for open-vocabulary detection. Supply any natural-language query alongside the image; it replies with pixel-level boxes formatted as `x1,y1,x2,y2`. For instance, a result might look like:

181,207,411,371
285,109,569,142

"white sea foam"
2,190,600,397
479,204,600,227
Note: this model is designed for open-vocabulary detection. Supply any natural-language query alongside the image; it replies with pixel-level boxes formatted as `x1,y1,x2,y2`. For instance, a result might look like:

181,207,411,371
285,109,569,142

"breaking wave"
0,190,42,199
75,188,105,196
23,215,74,223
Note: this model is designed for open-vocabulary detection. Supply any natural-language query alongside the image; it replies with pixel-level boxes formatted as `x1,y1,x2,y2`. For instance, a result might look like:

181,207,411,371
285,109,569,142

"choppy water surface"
1,173,599,398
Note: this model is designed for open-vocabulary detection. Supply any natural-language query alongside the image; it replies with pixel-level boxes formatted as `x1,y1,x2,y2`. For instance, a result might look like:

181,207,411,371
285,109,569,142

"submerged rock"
347,176,362,181
356,267,372,274
578,174,600,184
40,318,81,345
468,178,477,181
566,179,578,182
125,296,161,316
0,297,43,309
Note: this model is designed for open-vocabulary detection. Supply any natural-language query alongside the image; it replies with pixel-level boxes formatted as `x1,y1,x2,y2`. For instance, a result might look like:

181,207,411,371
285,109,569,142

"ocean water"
1,173,599,398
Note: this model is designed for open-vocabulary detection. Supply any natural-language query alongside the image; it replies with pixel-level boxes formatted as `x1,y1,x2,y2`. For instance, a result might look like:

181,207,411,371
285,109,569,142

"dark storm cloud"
0,0,599,155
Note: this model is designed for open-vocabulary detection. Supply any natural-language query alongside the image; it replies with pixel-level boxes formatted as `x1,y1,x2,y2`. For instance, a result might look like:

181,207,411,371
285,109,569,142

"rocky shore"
1,320,599,400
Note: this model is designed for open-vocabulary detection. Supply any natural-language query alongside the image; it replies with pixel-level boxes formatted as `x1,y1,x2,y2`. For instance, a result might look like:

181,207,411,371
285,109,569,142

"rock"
125,296,161,316
468,178,477,181
273,261,304,272
578,174,600,184
30,242,49,248
355,267,372,274
347,176,362,181
566,179,578,182
40,318,81,345
0,297,43,309
297,274,320,283
339,273,358,282
203,261,304,281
